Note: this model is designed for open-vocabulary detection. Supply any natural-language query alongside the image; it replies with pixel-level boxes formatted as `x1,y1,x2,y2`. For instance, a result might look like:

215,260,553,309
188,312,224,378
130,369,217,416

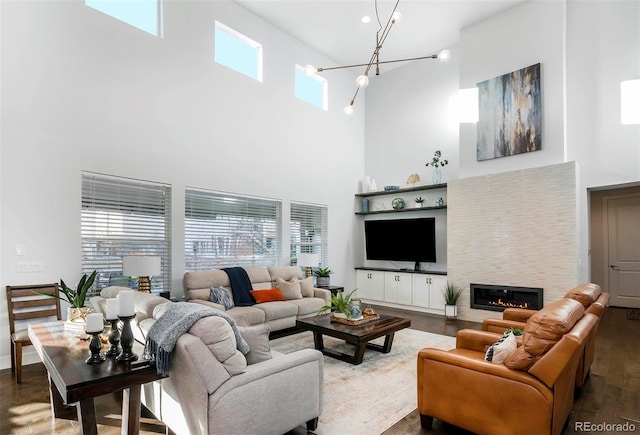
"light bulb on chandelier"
304,64,317,75
356,74,370,88
391,11,402,24
438,49,451,62
344,103,354,115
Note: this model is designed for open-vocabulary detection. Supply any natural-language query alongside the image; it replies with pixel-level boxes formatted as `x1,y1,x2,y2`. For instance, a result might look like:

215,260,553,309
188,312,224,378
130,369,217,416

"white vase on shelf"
369,179,377,191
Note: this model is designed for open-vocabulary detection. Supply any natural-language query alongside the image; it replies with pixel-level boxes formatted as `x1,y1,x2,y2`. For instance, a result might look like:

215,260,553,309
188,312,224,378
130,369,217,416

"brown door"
606,194,640,307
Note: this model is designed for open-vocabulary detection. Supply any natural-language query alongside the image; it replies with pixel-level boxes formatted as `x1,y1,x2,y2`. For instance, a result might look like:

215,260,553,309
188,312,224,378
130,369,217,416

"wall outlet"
17,261,43,273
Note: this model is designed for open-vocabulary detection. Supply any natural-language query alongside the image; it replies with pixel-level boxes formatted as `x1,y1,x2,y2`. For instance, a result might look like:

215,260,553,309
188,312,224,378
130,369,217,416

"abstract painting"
477,63,542,161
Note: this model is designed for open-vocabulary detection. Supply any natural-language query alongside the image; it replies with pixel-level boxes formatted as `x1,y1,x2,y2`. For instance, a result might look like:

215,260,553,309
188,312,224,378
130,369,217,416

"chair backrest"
6,283,62,334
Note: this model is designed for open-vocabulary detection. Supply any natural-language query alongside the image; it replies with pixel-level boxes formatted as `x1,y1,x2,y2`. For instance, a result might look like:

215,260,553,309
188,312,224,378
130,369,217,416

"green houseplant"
318,289,357,319
43,270,98,326
442,281,463,320
414,197,425,208
314,267,332,287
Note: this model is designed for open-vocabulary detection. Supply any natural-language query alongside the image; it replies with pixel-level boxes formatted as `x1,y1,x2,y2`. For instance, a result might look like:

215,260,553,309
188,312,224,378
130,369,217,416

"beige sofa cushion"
300,277,314,298
275,277,303,300
188,316,247,376
268,266,304,282
238,323,272,365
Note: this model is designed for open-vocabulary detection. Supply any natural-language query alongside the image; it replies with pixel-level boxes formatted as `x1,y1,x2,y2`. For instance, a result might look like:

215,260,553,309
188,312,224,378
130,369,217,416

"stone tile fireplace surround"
447,162,579,322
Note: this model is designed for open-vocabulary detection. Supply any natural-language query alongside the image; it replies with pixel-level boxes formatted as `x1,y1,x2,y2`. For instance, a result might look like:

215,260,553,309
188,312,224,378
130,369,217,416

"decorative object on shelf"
414,197,425,208
361,198,370,213
318,288,357,319
297,253,320,278
85,313,106,364
391,198,406,210
406,173,421,185
435,197,444,206
122,256,161,293
314,267,333,287
363,305,376,317
426,150,448,185
350,298,362,319
304,0,450,114
363,175,371,193
370,178,377,191
442,281,463,320
384,185,400,191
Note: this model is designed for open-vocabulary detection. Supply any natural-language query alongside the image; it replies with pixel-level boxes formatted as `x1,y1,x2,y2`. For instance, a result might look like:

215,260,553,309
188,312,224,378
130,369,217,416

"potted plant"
504,327,523,337
318,289,358,319
442,281,463,320
414,197,425,208
43,270,98,328
314,267,332,287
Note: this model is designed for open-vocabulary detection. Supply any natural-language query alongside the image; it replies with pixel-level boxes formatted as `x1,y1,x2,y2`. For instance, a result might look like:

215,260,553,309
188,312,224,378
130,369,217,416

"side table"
316,285,344,296
28,321,165,435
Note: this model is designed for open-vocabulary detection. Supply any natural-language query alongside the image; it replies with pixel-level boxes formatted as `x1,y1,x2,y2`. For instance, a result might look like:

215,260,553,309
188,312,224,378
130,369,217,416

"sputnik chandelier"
305,0,450,114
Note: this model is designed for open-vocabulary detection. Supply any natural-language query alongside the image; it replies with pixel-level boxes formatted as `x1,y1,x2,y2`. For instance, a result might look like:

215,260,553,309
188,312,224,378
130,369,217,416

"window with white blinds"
81,172,172,294
185,189,282,271
290,202,328,266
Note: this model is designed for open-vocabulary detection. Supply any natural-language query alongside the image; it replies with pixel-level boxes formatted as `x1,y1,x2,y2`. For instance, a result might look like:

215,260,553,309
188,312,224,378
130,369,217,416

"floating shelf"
355,205,447,215
355,183,446,198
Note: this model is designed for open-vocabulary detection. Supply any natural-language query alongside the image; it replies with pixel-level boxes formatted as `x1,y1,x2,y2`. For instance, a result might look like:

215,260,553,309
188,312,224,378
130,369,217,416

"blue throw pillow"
209,286,235,310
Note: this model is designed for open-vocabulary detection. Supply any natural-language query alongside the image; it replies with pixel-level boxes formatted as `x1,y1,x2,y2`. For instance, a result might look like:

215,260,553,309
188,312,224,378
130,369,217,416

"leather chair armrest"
455,329,505,352
482,318,527,334
502,308,537,322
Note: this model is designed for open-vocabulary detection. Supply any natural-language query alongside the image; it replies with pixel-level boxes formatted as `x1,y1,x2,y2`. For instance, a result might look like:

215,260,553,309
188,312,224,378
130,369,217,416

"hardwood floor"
1,306,637,434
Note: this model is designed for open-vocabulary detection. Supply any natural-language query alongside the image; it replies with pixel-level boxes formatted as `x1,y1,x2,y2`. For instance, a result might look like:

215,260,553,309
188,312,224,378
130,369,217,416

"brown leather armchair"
482,283,609,388
418,298,599,435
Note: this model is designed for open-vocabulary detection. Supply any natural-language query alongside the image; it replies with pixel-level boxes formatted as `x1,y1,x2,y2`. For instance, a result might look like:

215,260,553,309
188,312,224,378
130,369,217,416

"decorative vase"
350,299,362,320
362,198,370,213
317,276,330,287
65,306,94,331
432,167,443,185
415,202,423,208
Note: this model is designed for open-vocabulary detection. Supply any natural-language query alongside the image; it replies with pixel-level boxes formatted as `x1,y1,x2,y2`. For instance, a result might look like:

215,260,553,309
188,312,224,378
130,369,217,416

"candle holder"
85,330,106,364
116,315,138,363
105,319,121,357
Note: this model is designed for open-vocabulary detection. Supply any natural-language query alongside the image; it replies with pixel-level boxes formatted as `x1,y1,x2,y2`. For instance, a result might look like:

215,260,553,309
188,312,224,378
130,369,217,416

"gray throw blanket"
144,302,250,376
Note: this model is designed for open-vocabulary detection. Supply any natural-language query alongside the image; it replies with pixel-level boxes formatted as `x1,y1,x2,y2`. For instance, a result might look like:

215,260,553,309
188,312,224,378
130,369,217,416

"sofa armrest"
313,287,331,304
208,349,323,434
189,299,225,311
455,329,505,352
482,318,527,334
502,308,537,322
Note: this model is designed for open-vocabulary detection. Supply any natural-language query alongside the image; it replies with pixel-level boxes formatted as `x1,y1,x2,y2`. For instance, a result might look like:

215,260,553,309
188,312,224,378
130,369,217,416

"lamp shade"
122,256,161,277
297,253,320,268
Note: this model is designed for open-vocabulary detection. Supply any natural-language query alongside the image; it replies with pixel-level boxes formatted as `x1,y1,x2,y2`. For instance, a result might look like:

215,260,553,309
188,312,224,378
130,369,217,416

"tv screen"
364,218,436,265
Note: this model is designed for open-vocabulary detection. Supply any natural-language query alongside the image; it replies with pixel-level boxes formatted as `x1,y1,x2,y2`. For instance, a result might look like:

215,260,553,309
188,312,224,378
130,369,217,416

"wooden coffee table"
296,314,411,365
28,321,165,435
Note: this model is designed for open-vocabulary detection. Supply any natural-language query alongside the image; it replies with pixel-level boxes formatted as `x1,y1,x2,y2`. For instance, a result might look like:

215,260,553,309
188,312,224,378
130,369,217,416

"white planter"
332,312,348,319
415,203,424,208
444,304,458,320
65,306,94,331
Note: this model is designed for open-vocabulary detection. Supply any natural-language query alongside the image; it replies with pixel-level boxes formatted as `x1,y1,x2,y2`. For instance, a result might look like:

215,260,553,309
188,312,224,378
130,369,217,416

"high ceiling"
235,0,526,70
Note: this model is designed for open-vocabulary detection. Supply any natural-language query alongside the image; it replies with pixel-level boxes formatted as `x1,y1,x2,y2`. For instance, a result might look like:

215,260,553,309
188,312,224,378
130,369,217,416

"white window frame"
215,21,263,82
81,172,172,295
185,188,282,271
295,64,328,110
290,201,328,267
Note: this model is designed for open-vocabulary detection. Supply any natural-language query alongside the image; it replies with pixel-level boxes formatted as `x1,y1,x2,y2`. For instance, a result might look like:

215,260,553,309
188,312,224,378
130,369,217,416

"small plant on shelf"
442,281,463,320
414,197,425,204
318,289,357,319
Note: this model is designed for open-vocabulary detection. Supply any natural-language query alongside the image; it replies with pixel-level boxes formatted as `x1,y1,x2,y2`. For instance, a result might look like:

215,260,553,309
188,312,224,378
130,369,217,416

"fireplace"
470,283,543,312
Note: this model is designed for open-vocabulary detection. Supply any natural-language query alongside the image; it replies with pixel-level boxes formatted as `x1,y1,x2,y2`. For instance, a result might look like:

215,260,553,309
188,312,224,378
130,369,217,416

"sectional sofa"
89,265,328,435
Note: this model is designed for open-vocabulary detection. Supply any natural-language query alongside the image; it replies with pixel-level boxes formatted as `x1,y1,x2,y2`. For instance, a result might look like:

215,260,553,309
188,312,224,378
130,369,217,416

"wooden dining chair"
6,283,61,383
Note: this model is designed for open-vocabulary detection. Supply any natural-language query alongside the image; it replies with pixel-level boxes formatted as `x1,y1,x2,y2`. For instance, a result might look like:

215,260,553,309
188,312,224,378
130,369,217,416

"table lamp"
122,256,161,293
297,253,320,278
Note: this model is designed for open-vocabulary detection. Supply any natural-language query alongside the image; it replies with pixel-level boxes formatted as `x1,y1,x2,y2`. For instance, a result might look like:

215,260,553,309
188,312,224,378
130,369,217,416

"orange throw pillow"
251,288,286,303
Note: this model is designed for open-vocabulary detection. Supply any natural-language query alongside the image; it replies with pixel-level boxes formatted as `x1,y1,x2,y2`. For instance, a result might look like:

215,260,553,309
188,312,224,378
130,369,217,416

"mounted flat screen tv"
365,217,436,270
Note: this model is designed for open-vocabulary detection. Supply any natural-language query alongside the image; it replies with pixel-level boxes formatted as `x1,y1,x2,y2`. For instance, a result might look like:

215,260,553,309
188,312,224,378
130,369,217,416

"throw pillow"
485,332,517,364
300,276,314,298
251,288,286,303
275,276,303,300
209,286,234,310
238,324,272,365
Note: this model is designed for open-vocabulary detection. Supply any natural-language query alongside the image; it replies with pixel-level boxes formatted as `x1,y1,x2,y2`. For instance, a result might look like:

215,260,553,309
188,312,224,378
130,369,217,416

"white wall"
0,1,364,369
364,0,640,320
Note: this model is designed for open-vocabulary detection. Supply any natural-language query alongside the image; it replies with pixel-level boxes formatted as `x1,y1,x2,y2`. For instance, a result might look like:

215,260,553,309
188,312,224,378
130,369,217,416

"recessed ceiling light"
361,16,371,24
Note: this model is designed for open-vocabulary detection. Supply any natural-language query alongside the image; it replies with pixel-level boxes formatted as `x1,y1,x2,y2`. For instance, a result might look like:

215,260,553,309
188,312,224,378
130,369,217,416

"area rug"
270,328,456,435
627,308,640,320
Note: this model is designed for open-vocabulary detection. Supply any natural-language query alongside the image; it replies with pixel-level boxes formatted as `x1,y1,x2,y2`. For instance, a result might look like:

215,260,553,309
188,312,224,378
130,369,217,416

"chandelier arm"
317,55,439,73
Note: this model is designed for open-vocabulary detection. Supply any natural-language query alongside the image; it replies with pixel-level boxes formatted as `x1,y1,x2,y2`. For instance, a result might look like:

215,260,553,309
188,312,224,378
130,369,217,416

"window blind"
81,172,172,294
185,189,282,270
290,201,328,266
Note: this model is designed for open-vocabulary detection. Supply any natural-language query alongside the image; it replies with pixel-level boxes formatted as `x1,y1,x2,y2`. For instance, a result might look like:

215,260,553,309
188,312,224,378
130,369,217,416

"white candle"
117,290,135,317
86,312,104,333
105,299,118,320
